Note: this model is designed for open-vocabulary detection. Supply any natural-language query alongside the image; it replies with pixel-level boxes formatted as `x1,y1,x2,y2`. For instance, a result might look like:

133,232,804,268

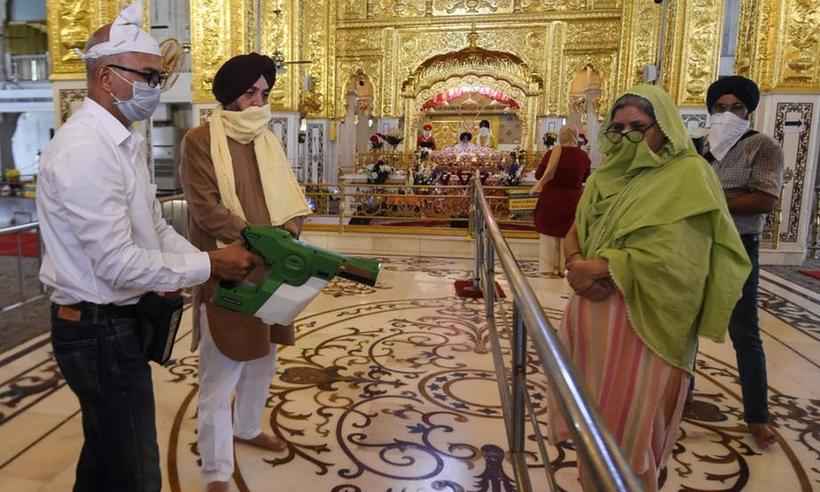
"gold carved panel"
367,0,427,18
520,0,587,12
47,0,144,78
565,20,620,51
561,51,618,116
661,0,723,106
58,88,88,124
431,0,514,16
737,0,820,91
336,57,384,118
190,0,253,103
615,0,661,95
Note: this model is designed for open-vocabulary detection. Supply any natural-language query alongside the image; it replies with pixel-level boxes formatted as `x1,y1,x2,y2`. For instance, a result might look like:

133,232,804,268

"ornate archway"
400,30,543,151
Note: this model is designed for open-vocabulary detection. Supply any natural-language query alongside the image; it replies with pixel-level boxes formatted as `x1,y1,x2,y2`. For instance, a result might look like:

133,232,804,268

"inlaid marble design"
0,256,818,491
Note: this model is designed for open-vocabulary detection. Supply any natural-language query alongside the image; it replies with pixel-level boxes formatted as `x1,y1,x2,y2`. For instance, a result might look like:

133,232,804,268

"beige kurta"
180,123,296,362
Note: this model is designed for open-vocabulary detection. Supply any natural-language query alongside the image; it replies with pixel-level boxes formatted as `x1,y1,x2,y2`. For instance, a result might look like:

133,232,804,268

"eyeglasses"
603,121,657,144
107,64,168,89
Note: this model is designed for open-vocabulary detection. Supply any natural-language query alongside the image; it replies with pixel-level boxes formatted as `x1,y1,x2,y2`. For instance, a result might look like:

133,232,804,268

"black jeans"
730,234,768,424
50,305,161,492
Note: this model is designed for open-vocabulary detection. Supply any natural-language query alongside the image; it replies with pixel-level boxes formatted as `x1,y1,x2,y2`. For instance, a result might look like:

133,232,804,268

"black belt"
55,301,138,324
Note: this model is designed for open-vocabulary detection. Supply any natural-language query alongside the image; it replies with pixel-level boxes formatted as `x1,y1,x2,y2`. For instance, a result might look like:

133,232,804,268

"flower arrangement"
365,159,394,184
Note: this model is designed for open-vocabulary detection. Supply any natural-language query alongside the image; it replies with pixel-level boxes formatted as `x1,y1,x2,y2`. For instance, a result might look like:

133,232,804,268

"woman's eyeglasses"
603,121,657,144
107,64,168,89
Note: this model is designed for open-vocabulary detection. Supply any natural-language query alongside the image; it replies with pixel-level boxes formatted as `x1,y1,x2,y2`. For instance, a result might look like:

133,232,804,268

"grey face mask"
109,68,161,122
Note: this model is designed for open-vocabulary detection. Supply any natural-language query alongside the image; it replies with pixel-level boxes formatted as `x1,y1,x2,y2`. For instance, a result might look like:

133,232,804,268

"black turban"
212,53,276,106
459,132,473,142
706,75,760,113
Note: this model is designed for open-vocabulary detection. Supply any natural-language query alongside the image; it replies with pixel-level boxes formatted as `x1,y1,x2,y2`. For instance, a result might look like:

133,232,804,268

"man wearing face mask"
476,119,497,149
36,3,260,491
700,75,784,450
179,53,312,492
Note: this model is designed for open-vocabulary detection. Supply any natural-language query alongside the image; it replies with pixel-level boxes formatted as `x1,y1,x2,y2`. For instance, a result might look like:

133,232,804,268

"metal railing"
471,173,643,491
0,222,45,313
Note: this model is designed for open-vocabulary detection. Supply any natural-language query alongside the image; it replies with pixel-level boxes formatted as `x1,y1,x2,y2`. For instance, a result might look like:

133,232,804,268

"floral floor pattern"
0,256,818,491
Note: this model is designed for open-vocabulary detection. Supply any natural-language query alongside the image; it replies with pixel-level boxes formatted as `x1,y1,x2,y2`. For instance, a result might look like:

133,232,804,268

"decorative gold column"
736,0,820,92
659,0,725,107
190,0,255,104
298,0,334,118
615,0,662,96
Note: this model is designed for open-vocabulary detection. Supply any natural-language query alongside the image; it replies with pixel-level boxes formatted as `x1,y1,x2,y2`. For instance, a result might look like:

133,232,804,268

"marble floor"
0,256,819,491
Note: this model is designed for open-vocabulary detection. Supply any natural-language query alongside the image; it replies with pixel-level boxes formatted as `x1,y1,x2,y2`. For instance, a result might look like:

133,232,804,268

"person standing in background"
699,75,784,449
531,126,590,275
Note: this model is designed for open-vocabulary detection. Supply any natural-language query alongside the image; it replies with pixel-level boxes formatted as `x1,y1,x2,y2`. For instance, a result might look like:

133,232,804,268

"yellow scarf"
209,106,311,229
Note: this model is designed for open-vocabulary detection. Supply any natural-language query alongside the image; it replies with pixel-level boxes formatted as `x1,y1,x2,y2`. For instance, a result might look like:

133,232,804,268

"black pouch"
136,292,184,365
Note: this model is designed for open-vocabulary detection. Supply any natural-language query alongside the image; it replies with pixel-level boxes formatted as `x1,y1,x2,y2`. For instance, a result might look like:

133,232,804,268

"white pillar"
755,93,820,265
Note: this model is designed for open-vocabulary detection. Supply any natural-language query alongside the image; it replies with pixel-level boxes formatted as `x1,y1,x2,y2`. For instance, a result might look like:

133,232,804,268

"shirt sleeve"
179,130,247,245
748,136,784,198
53,141,211,292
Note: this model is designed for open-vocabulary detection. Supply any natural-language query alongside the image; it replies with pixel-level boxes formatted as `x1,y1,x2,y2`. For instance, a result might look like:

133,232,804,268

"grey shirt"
708,133,784,235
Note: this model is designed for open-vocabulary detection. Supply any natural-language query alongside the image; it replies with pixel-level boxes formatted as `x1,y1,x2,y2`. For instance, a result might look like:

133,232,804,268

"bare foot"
235,432,287,452
749,423,776,450
205,481,229,492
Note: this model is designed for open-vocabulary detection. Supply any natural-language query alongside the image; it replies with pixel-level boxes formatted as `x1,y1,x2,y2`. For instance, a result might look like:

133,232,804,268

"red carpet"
799,269,820,281
454,279,506,299
0,232,40,257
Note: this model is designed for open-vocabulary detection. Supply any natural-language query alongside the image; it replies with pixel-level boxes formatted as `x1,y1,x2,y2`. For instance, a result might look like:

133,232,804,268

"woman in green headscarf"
548,85,750,491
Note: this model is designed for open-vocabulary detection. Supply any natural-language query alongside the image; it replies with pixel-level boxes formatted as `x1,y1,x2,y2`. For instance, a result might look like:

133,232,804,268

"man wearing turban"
180,53,312,492
699,75,783,450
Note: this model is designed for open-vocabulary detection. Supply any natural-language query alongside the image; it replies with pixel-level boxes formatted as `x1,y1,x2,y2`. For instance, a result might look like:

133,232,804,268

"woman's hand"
567,258,612,296
577,279,615,302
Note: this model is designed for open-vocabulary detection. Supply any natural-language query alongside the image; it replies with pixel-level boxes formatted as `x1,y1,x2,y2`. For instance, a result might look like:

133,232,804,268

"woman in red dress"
532,127,591,275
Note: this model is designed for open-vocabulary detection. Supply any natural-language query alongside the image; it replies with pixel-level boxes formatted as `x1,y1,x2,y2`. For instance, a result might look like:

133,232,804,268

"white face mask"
423,130,432,138
479,127,490,136
109,68,161,122
707,111,750,161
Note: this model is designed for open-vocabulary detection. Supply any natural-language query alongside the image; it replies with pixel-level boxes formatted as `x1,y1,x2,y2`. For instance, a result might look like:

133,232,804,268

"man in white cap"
37,3,259,490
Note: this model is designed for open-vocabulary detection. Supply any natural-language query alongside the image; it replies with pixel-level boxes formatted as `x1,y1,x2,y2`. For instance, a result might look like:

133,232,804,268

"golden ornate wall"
47,0,150,79
736,0,820,92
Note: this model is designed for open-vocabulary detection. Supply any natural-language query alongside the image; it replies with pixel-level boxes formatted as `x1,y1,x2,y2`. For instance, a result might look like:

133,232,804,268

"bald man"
37,4,258,491
180,53,311,492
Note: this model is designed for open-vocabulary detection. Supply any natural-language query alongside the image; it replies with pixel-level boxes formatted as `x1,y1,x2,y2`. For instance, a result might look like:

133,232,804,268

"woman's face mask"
603,137,662,170
109,68,161,122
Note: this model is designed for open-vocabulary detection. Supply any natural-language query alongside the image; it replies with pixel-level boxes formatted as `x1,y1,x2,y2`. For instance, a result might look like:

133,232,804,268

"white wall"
11,111,53,175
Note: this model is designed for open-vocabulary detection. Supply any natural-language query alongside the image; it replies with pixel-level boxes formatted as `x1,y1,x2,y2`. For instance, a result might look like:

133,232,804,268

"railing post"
339,184,346,234
472,182,483,291
16,232,24,303
511,301,527,453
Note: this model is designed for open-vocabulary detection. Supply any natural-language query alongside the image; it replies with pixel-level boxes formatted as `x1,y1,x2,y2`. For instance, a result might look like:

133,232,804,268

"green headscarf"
576,84,751,373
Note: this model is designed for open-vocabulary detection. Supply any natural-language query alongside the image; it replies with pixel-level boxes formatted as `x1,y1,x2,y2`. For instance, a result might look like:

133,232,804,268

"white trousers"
197,308,277,483
539,234,564,274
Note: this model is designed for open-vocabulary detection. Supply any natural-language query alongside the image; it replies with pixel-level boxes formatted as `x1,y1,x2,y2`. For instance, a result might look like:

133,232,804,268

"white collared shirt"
38,98,211,305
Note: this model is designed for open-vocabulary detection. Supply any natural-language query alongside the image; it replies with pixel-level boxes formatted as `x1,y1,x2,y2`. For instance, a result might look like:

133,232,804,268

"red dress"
533,146,591,237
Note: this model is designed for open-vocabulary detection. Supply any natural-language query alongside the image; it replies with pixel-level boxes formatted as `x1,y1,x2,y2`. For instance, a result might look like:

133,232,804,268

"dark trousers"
50,305,161,492
730,234,768,424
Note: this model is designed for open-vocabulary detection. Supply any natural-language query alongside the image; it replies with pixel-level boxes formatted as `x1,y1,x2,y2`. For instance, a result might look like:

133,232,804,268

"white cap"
79,1,160,60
